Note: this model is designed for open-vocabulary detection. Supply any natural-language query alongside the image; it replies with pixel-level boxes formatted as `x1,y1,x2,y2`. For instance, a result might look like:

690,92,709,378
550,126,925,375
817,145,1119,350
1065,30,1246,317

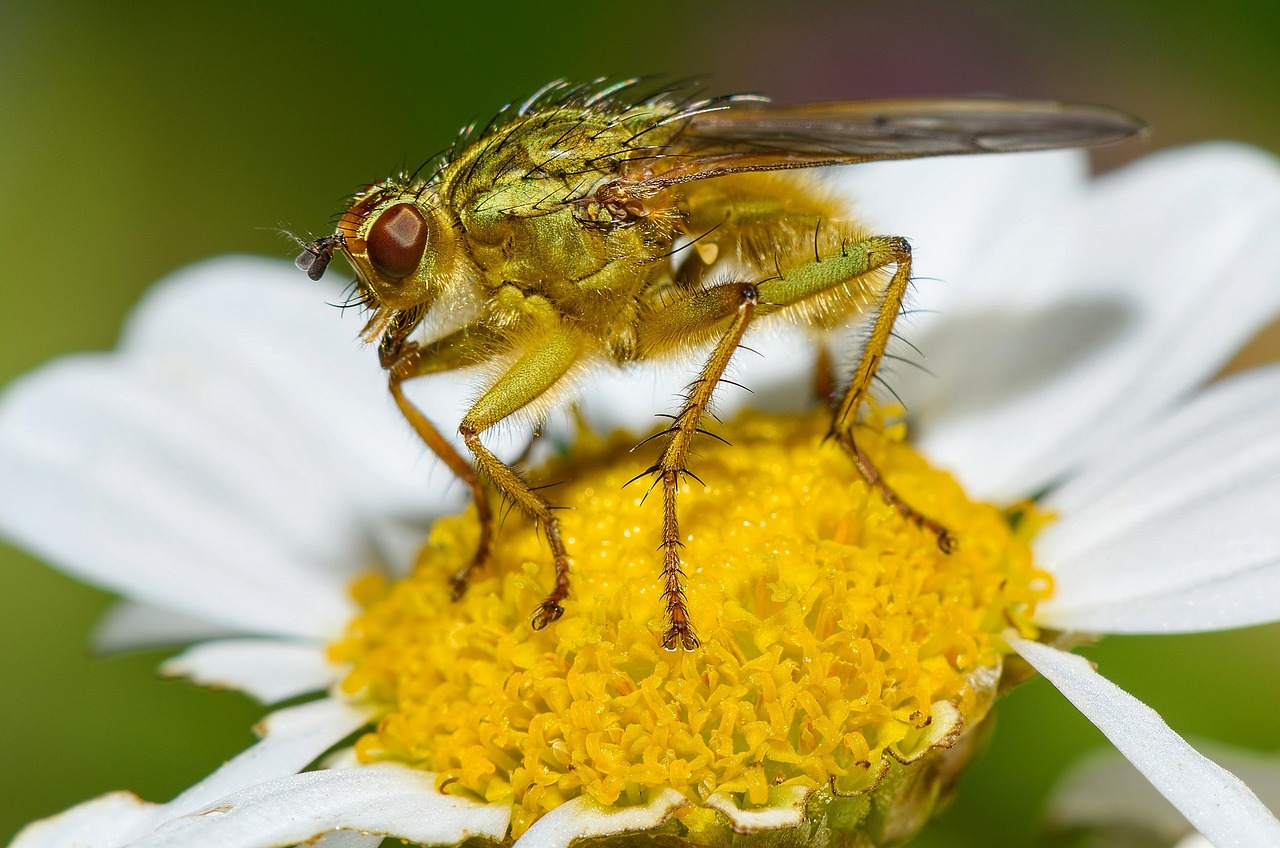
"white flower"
4,143,1280,848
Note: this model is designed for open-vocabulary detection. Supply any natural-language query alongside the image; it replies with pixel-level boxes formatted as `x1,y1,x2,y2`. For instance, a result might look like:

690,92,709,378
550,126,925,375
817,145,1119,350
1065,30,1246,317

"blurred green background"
2,1,1279,844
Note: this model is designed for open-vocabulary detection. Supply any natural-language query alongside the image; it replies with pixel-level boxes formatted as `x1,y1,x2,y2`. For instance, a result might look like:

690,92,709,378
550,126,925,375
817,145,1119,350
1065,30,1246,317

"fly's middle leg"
634,280,760,651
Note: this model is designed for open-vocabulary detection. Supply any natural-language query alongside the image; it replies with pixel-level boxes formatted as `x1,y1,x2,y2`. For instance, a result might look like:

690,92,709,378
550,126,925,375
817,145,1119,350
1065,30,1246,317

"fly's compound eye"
367,203,428,279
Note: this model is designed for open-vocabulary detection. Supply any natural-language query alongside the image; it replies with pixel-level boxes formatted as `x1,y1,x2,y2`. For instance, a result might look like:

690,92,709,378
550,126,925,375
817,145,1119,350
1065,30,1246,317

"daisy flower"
4,143,1280,848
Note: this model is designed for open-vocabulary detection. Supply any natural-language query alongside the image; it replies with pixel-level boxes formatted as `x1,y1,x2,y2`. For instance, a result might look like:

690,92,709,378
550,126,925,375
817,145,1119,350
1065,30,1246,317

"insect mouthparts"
294,234,343,281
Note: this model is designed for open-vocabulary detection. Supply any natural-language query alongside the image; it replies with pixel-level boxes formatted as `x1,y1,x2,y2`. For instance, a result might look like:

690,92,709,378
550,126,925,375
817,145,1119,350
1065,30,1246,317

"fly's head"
296,182,461,341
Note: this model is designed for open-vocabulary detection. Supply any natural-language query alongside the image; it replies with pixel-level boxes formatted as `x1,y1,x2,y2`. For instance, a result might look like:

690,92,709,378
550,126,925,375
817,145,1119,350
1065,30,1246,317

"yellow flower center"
329,407,1051,838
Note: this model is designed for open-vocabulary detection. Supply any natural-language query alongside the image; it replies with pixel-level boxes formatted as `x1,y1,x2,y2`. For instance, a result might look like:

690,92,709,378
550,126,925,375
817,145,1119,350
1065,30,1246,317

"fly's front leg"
459,325,584,629
384,323,504,598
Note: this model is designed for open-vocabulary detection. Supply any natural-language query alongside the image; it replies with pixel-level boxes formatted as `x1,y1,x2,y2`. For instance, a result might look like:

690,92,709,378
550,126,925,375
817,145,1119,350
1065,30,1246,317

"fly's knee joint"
874,236,911,265
387,345,425,383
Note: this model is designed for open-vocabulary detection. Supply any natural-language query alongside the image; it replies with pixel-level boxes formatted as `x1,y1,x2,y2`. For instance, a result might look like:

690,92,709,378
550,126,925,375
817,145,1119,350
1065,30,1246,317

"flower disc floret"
330,408,1051,840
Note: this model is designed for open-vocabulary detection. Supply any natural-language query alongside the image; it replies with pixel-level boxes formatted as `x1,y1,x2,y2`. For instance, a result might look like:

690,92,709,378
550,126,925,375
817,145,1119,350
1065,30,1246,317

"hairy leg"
384,324,504,597
635,232,954,648
634,280,760,650
457,325,585,628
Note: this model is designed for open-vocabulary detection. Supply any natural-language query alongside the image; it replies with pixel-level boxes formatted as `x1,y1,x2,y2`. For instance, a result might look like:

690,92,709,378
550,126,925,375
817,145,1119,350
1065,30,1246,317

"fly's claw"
662,626,701,652
660,581,700,651
448,571,471,602
906,508,959,554
530,599,565,630
662,619,701,652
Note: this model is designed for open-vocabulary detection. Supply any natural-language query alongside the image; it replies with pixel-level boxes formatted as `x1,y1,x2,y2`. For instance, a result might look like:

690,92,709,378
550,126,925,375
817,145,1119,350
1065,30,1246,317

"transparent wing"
642,97,1145,187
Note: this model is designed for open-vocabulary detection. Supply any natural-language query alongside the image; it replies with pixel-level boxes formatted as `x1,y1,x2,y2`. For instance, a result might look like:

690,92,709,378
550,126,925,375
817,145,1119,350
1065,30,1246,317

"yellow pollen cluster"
330,408,1051,836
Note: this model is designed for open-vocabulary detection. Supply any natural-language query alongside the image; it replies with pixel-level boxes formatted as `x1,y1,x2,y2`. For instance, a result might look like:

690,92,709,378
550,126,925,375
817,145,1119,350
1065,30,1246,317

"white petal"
1011,638,1280,847
130,764,510,848
835,149,1090,321
1049,744,1280,844
93,601,243,653
32,700,372,847
1040,563,1280,635
0,257,523,633
0,356,357,639
912,144,1280,498
120,259,444,567
363,513,440,577
155,697,371,824
122,257,527,511
514,789,687,848
1036,365,1280,633
11,791,158,848
161,639,339,704
121,257,432,510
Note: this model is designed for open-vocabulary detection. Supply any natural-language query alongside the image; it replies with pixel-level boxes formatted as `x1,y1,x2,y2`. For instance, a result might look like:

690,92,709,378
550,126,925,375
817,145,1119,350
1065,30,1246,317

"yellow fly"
296,78,1142,651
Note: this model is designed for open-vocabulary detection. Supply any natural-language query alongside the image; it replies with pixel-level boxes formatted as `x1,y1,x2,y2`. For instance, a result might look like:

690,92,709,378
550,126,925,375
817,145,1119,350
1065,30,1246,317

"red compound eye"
367,203,428,279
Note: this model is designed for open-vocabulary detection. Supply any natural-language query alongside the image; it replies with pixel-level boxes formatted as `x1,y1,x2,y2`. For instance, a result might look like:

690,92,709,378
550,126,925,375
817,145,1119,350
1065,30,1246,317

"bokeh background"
2,1,1279,845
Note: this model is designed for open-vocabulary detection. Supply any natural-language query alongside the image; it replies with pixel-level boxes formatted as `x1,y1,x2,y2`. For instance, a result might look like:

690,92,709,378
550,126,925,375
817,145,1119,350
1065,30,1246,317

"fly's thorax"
441,107,686,294
337,185,464,312
440,104,683,209
463,201,622,290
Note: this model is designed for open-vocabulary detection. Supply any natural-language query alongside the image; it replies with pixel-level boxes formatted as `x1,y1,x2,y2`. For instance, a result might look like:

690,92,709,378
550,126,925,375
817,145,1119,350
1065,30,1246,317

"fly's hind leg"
825,236,956,553
679,178,952,550
735,230,955,552
659,229,954,556
632,231,958,649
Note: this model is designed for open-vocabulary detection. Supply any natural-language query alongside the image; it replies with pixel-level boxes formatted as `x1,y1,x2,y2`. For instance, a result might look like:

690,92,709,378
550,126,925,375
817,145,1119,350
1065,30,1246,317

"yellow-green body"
439,104,684,361
353,103,878,372
328,92,964,648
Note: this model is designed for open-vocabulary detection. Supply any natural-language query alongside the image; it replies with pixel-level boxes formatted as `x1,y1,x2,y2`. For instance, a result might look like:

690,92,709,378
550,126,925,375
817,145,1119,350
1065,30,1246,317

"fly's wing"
640,97,1145,188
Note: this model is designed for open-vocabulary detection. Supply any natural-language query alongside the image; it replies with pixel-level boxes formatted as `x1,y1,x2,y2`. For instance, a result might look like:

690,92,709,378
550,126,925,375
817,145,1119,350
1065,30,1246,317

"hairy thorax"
440,108,685,333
